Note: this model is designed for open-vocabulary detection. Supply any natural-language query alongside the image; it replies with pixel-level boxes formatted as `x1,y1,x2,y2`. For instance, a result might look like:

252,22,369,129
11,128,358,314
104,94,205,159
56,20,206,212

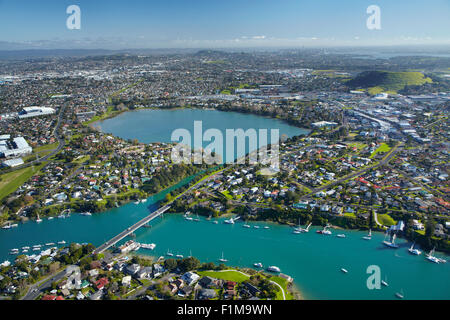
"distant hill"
346,71,432,95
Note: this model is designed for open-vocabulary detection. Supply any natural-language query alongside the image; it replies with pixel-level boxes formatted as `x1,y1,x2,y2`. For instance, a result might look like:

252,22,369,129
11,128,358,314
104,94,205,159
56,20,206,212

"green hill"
346,71,432,95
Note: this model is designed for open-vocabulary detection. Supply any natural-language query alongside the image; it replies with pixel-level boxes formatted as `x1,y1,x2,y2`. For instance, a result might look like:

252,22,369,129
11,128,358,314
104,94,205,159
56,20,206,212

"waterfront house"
181,272,200,286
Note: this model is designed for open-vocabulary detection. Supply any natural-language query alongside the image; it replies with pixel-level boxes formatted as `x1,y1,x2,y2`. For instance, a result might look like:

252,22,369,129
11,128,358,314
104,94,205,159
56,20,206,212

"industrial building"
18,107,56,119
0,136,32,158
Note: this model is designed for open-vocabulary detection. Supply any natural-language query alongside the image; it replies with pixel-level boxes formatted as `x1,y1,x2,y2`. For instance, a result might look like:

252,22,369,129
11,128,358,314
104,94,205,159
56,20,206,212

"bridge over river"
93,205,171,255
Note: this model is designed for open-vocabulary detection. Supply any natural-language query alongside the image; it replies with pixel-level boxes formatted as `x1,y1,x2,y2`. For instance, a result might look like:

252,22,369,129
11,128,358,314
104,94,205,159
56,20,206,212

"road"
22,268,68,300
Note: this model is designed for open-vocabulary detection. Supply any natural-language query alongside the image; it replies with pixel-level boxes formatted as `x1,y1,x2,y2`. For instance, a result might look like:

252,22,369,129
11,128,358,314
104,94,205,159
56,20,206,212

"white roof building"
18,107,55,119
0,137,32,158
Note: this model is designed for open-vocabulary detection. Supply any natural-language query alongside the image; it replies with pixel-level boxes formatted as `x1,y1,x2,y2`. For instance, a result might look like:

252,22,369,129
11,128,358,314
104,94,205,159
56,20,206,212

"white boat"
166,250,174,257
243,224,251,228
253,262,263,268
33,247,41,251
57,214,65,219
2,223,12,230
176,254,184,259
341,268,348,273
267,266,281,273
80,212,92,216
264,226,269,230
362,229,372,240
141,199,147,203
48,217,54,220
337,234,346,238
317,225,332,235
193,214,200,222
218,252,228,263
381,276,389,287
140,243,156,250
395,289,405,299
426,248,440,264
185,216,193,221
224,218,235,224
58,240,66,245
382,232,399,249
36,214,42,223
212,221,219,224
408,242,422,255
22,250,28,253
45,243,55,246
254,226,260,229
11,224,18,228
134,200,140,204
300,223,312,233
22,246,30,250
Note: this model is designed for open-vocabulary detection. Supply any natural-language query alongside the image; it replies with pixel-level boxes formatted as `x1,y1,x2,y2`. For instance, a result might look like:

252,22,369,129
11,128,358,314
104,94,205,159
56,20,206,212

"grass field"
197,270,250,283
0,163,45,201
378,213,396,226
23,142,59,162
269,276,293,300
347,71,432,95
370,143,391,159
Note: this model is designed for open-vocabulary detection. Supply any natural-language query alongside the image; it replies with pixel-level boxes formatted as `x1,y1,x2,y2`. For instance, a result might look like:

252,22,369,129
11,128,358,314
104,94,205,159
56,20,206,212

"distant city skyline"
0,0,449,50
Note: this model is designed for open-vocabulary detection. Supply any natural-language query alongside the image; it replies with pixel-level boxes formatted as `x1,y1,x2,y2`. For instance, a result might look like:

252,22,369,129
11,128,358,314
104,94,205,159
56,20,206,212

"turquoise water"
93,109,310,161
1,110,449,299
2,200,449,300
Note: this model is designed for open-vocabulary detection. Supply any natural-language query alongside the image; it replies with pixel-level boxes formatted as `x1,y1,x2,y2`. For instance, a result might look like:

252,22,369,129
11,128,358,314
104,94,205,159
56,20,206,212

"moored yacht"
140,243,156,250
317,226,332,235
381,276,389,287
395,289,405,299
426,248,440,264
36,214,42,223
362,229,372,240
253,262,263,268
267,266,281,273
337,234,346,238
218,252,228,263
2,223,12,229
224,218,235,224
408,242,422,255
382,232,399,249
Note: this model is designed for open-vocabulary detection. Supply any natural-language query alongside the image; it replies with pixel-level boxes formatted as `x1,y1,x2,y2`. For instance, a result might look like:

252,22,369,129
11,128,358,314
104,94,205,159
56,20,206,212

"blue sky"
0,0,449,49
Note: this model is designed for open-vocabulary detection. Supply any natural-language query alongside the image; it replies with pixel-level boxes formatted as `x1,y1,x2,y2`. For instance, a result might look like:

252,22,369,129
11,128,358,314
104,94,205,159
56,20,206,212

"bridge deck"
93,205,171,255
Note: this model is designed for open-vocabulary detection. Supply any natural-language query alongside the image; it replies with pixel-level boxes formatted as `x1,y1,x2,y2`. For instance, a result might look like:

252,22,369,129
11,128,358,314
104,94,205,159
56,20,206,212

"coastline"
129,251,302,300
